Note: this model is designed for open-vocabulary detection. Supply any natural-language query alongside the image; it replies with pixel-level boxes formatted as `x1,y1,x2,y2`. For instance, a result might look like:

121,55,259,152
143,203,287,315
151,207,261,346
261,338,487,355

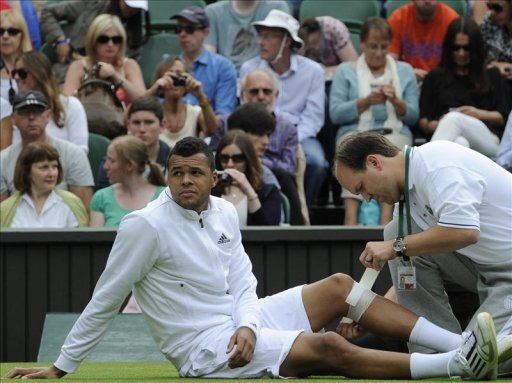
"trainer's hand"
359,240,395,270
226,327,256,369
336,321,367,340
3,365,66,379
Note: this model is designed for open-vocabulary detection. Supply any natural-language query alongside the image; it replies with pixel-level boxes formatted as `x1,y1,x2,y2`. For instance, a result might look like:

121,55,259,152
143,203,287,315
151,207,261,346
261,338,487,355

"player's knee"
319,332,356,367
328,273,354,297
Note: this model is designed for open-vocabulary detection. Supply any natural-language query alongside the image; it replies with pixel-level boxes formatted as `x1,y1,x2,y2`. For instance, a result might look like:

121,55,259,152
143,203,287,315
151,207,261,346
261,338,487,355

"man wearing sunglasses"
240,10,328,209
480,0,512,83
170,7,237,115
41,0,148,65
0,91,94,210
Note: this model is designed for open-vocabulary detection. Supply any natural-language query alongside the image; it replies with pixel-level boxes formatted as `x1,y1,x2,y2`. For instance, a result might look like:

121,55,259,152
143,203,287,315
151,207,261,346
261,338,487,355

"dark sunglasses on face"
219,154,246,163
486,2,504,13
0,27,21,36
16,106,47,116
96,35,123,45
11,68,28,79
175,25,203,34
453,44,470,52
247,87,273,96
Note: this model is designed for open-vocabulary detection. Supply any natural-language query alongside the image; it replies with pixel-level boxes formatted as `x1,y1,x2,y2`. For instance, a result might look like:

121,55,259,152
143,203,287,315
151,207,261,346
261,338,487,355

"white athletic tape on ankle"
345,281,376,322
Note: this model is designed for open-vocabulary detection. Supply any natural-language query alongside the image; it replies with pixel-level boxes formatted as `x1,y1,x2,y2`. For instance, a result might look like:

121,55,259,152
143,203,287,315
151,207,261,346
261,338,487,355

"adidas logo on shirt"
218,233,230,244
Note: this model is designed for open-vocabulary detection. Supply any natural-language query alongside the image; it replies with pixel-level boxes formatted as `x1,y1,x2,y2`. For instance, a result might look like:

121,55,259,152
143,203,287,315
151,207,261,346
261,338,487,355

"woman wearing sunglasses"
212,130,281,226
146,56,218,148
0,9,31,103
10,51,88,152
63,14,146,105
419,17,511,158
480,0,512,80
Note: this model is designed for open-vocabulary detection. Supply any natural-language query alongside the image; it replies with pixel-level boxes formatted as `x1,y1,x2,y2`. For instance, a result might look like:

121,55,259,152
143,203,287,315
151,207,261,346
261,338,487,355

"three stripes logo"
217,233,230,244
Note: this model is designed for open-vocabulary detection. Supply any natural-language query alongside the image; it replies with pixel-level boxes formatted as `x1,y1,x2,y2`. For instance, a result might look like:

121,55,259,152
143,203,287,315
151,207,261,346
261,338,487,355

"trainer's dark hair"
127,96,163,122
334,132,400,170
169,136,215,171
227,103,276,136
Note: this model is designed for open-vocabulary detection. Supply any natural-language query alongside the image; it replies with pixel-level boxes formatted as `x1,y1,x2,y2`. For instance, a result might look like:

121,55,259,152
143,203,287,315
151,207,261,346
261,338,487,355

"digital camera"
217,171,232,186
171,75,187,87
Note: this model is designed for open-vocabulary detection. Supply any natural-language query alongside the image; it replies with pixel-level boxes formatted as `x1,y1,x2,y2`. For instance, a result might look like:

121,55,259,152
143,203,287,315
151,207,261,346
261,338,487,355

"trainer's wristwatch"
393,237,407,257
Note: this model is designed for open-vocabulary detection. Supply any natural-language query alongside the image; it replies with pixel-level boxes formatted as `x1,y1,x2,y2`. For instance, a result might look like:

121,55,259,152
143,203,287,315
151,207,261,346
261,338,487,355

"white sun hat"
124,0,148,11
252,9,303,50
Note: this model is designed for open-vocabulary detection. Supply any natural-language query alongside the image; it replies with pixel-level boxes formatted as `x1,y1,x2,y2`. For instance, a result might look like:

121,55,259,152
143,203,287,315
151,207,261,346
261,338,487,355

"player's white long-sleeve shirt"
55,189,261,375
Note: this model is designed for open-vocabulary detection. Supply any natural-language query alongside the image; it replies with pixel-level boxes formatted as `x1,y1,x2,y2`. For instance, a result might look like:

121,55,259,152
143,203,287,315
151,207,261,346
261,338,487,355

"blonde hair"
85,14,127,69
0,9,32,53
110,135,165,186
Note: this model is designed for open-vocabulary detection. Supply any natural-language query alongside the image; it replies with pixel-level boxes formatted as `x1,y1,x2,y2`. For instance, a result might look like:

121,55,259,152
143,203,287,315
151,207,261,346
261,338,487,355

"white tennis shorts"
183,285,312,378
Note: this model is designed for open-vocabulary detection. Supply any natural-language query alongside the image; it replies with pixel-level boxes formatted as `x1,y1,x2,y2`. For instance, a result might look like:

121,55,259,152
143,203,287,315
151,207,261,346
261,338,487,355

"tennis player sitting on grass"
4,137,499,380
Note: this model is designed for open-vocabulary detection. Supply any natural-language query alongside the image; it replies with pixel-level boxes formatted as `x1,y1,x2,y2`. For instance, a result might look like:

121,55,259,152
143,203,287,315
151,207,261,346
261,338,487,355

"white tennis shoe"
450,312,498,381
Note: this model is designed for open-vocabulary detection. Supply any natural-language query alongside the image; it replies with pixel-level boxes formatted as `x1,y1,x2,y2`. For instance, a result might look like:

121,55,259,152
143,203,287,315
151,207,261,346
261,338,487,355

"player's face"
335,157,400,205
167,153,217,213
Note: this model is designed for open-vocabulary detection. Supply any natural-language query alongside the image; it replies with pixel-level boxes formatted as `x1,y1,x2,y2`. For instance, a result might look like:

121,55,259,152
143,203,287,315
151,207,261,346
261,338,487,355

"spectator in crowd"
212,129,281,226
204,0,290,72
8,0,41,50
223,101,305,225
387,0,458,82
479,0,512,82
334,132,512,376
3,137,501,381
12,51,88,152
170,6,237,115
63,14,146,105
145,56,218,148
298,16,359,81
497,111,512,172
330,17,418,225
97,96,171,189
0,141,89,228
0,9,31,102
419,17,510,158
41,0,148,62
0,96,12,149
0,91,93,209
90,135,166,227
240,9,328,207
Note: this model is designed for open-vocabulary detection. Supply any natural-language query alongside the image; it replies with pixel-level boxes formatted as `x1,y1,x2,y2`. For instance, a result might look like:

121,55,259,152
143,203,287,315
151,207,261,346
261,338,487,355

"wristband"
52,37,70,48
199,98,210,108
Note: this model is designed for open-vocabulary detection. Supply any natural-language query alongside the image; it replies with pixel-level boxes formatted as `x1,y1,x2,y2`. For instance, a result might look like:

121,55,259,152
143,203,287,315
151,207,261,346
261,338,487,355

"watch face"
393,239,404,252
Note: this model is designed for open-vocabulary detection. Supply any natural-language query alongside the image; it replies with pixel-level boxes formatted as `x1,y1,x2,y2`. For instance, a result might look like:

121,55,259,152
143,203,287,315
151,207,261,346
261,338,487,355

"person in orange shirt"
387,0,458,82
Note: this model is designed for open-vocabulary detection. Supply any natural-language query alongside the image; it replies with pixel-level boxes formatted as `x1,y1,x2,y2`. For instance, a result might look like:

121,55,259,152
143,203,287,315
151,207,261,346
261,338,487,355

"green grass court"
1,362,512,383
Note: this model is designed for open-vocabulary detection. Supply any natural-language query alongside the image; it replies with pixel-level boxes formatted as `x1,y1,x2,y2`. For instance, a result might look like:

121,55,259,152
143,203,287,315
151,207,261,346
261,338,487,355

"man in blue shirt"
170,7,237,115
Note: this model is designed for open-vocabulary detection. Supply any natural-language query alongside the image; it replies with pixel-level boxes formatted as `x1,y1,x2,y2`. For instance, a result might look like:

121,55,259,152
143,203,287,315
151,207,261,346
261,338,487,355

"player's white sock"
409,317,462,352
410,350,461,378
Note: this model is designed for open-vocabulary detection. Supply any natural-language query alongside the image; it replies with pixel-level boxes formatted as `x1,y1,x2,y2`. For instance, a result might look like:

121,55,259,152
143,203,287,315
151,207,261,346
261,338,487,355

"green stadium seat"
280,191,291,224
88,133,110,188
299,0,380,24
138,33,181,88
149,0,207,33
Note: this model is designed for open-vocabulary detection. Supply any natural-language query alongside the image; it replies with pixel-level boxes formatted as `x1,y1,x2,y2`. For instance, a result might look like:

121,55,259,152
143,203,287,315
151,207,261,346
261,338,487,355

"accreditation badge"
397,260,416,290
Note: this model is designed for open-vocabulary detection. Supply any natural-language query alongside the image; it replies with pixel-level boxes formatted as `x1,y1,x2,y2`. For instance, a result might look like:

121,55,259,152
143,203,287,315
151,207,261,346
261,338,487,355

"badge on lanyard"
396,145,416,290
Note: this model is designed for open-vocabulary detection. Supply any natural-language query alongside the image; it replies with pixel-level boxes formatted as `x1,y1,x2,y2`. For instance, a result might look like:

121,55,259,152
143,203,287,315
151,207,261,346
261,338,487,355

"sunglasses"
16,106,47,117
486,2,504,13
96,35,123,45
219,154,246,163
175,25,204,34
247,87,273,96
0,27,21,36
12,68,29,80
453,44,470,52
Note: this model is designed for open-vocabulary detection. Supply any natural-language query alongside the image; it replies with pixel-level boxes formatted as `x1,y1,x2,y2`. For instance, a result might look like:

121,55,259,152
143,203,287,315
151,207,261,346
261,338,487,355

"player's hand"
226,327,256,369
359,240,395,270
3,365,66,379
336,321,367,340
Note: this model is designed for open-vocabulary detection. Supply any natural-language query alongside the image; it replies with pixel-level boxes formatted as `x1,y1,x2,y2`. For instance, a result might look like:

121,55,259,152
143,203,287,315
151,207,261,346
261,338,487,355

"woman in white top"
0,9,31,103
12,51,89,152
0,142,89,228
0,96,12,150
146,56,218,148
63,14,146,106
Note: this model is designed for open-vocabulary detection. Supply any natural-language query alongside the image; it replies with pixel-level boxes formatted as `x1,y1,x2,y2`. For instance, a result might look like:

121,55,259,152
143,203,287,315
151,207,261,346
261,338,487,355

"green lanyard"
398,146,412,260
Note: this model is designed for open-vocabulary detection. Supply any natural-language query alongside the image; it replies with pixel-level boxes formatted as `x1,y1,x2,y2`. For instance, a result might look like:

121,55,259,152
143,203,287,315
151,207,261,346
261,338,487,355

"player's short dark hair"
169,136,215,170
334,132,399,170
